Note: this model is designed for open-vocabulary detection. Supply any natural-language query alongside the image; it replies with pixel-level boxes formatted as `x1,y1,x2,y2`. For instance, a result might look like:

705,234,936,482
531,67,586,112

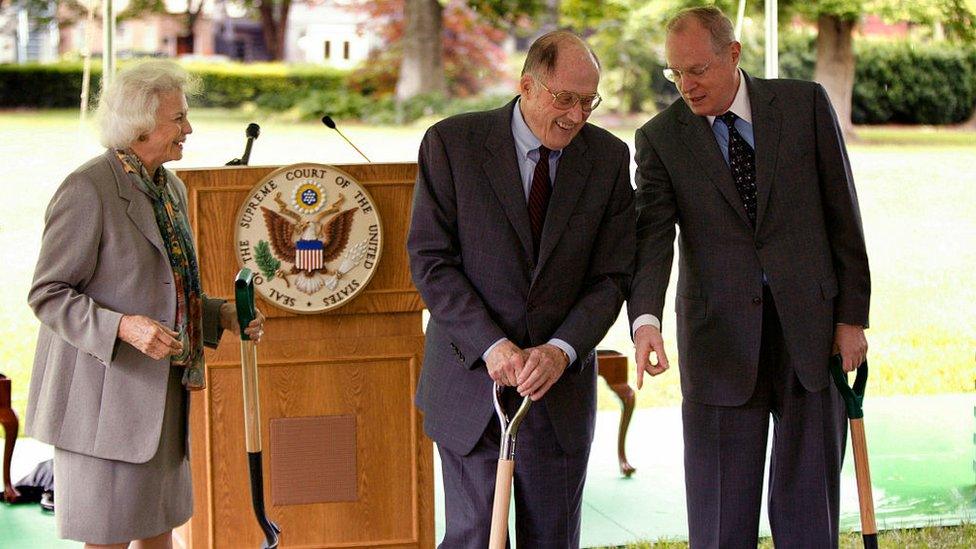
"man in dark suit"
408,31,634,548
629,7,870,548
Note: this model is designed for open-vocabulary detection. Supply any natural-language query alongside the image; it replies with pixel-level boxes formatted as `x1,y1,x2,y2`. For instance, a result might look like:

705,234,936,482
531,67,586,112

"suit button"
754,240,763,250
752,296,763,305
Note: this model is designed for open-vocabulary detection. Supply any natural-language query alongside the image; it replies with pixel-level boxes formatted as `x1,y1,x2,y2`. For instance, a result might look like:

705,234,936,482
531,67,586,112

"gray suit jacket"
628,73,870,406
408,99,635,455
26,150,224,464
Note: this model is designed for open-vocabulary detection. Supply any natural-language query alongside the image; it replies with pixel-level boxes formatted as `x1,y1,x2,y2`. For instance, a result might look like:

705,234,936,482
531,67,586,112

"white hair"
96,60,198,149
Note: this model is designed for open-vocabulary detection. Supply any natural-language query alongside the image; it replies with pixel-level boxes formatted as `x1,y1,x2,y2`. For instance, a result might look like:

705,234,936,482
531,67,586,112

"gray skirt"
54,366,192,545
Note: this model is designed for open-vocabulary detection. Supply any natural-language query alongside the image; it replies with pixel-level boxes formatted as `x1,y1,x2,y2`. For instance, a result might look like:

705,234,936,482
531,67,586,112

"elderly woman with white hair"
25,60,264,548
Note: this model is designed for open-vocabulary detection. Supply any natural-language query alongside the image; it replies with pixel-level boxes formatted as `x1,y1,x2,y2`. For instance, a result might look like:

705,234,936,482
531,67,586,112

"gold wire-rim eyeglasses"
662,61,712,83
534,77,602,112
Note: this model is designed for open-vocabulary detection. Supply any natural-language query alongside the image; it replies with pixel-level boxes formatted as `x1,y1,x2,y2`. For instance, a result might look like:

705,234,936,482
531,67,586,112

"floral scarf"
116,149,205,390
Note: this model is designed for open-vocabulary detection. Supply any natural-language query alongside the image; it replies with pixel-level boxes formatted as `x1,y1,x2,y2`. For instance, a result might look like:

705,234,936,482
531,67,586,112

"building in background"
285,0,377,68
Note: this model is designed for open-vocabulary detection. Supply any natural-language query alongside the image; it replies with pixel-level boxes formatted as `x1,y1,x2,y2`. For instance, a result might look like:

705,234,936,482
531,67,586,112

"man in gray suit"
629,7,870,548
408,31,634,547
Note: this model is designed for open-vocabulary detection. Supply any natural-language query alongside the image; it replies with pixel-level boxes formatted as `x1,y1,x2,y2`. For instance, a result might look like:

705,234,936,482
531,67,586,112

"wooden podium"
175,163,433,548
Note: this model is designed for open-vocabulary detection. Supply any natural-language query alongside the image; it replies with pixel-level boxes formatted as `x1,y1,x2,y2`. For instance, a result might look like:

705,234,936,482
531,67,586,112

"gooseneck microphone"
321,115,372,163
226,122,261,166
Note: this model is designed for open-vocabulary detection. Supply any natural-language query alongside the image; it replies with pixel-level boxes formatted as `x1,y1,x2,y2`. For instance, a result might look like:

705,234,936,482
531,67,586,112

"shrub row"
2,40,974,125
0,61,345,110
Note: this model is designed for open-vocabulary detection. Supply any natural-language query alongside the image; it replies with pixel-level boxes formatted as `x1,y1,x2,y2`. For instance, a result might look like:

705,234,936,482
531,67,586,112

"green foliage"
0,62,103,108
254,240,280,281
294,90,513,124
181,62,346,109
0,61,345,110
852,41,976,124
606,29,975,124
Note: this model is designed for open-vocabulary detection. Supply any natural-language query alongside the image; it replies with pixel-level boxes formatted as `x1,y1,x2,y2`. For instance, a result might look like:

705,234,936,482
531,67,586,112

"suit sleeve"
407,126,507,366
551,141,635,365
28,174,123,366
627,125,678,328
813,84,871,327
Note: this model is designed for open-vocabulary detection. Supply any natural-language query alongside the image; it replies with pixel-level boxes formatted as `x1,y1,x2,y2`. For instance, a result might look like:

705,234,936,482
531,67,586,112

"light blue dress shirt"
710,114,755,164
480,99,578,368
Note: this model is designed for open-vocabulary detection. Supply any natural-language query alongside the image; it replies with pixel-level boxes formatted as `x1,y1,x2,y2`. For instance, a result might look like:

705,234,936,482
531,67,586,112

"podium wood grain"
175,163,433,548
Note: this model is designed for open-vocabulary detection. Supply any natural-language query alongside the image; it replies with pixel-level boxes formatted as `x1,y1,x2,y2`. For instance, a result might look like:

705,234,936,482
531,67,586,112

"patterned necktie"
718,112,757,226
527,146,552,257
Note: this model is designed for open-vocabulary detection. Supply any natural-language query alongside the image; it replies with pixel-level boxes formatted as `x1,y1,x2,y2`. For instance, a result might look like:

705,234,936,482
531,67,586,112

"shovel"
235,268,281,549
488,384,532,549
829,356,876,549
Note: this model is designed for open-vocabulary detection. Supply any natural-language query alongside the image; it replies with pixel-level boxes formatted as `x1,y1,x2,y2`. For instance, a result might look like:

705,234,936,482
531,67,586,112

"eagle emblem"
261,191,359,294
236,163,383,314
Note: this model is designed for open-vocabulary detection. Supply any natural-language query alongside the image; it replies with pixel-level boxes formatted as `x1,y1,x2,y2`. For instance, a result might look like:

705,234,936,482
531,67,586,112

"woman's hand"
219,302,266,342
118,315,183,360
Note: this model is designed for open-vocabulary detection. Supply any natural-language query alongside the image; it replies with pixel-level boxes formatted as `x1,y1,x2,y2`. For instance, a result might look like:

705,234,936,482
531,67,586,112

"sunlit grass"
602,522,976,548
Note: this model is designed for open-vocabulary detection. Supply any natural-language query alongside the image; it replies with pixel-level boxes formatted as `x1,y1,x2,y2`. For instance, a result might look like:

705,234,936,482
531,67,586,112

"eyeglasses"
662,61,711,83
535,78,602,112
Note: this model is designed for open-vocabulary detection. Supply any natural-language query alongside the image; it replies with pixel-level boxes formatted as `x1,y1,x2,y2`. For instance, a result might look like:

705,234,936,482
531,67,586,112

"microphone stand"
321,115,372,163
227,123,261,166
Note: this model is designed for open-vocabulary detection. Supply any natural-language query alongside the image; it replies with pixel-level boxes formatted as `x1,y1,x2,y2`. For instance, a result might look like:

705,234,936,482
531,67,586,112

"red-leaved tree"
347,0,512,98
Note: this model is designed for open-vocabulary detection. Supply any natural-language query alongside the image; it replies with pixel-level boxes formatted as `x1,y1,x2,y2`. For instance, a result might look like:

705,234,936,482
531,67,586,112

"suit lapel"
482,101,534,259
745,73,781,230
109,150,167,255
677,108,753,229
535,135,590,272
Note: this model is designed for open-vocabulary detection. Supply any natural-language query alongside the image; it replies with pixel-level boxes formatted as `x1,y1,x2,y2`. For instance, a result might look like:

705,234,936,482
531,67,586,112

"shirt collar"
512,97,563,162
707,68,753,126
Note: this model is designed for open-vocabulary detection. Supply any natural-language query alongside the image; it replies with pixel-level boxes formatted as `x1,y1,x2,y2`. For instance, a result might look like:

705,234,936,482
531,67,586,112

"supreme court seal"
235,163,383,313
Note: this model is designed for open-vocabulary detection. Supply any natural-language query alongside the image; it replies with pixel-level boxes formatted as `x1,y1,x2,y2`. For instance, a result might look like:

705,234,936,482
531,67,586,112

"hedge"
652,36,976,125
1,41,974,125
0,61,345,110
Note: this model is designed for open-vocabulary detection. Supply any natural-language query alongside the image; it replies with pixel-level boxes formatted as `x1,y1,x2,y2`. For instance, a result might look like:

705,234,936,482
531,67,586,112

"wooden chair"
595,350,637,477
0,373,20,502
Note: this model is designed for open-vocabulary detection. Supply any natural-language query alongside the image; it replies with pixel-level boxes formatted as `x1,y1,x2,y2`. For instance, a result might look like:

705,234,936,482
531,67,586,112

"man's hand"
634,324,670,389
220,301,266,342
486,340,525,386
118,315,183,360
833,323,867,373
517,344,569,401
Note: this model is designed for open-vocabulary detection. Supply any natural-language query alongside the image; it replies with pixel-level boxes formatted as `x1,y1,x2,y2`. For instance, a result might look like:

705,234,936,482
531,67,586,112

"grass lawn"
0,109,973,420
607,523,976,548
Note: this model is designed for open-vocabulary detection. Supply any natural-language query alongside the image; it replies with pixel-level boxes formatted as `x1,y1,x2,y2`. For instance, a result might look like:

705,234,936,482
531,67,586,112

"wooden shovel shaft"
489,458,515,549
240,340,262,453
850,417,877,536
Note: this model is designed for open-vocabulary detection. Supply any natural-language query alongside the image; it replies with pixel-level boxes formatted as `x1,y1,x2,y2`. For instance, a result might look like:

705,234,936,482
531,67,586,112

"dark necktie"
527,146,552,257
718,112,757,226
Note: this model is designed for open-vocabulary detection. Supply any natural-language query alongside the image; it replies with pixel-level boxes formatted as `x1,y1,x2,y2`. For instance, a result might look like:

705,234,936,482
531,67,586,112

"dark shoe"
39,491,54,513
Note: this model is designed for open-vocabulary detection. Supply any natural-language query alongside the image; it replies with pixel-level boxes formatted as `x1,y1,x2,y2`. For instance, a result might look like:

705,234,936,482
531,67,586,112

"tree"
398,0,446,99
254,0,292,60
787,0,976,137
350,0,514,99
176,0,205,54
393,0,543,100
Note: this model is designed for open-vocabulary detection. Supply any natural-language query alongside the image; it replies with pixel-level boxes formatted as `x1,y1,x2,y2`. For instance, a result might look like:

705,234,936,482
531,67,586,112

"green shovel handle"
234,268,256,340
829,355,868,419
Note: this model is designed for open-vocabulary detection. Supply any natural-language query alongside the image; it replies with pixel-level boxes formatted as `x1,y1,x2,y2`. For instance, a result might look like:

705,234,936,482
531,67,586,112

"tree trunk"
259,0,291,60
180,0,202,55
813,14,856,139
396,0,446,101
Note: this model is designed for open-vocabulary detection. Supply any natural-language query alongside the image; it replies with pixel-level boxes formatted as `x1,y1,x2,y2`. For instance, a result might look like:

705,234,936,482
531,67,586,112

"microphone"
321,115,372,163
226,122,261,166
